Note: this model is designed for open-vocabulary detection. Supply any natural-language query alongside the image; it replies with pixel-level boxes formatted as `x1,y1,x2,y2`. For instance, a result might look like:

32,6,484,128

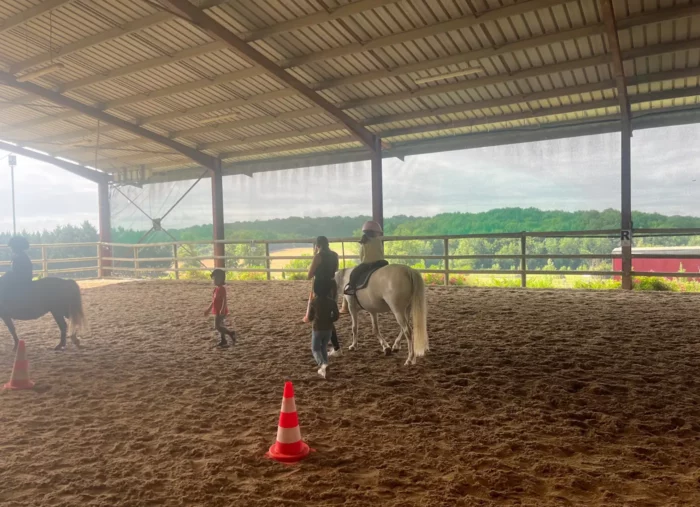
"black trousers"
214,315,235,343
330,325,340,351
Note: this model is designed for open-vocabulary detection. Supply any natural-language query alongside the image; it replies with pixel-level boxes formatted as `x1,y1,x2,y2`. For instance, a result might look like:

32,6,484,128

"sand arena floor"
1,281,700,506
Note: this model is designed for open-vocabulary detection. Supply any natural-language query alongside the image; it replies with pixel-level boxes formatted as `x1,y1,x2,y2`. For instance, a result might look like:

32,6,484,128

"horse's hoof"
392,345,401,351
384,348,392,356
54,344,65,351
404,360,411,366
348,345,356,351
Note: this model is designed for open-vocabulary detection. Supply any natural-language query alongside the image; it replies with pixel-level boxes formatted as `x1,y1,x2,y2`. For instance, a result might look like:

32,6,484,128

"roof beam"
9,0,700,159
0,0,76,35
0,70,219,172
77,78,700,167
9,12,174,75
158,0,379,153
64,61,700,168
136,105,700,183
147,87,700,170
0,0,398,112
600,0,632,132
0,140,110,184
8,1,697,137
26,29,700,162
56,52,700,160
281,0,566,69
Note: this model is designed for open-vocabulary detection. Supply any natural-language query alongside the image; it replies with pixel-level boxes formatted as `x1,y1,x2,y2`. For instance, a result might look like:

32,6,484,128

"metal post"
371,137,383,229
265,242,271,281
173,243,179,280
621,122,633,290
520,233,527,288
443,238,449,286
9,154,16,235
98,180,112,277
211,161,225,269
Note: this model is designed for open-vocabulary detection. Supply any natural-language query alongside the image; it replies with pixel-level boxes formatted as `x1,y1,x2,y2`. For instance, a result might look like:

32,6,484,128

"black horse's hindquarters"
0,278,84,349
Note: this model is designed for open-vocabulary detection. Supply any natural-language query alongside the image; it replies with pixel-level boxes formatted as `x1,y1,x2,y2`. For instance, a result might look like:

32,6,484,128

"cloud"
3,122,700,232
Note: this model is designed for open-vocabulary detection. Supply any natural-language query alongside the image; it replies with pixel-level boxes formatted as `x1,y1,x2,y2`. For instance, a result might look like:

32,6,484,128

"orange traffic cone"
4,340,35,390
302,291,312,323
266,381,312,463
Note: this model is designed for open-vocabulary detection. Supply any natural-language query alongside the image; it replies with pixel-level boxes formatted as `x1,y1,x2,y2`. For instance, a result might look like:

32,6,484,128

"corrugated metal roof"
1,0,700,183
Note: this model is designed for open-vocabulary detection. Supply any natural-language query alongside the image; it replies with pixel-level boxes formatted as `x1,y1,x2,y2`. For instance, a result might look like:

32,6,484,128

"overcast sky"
1,124,700,233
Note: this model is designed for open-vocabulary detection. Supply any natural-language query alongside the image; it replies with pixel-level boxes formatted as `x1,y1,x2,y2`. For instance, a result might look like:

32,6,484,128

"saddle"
343,260,388,296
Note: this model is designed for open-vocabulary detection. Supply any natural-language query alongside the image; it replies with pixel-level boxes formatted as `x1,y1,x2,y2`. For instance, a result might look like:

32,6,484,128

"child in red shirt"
204,269,236,347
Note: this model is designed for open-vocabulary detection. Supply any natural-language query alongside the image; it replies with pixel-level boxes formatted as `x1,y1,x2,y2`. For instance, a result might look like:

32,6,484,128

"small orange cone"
4,340,35,390
302,291,312,323
266,382,312,463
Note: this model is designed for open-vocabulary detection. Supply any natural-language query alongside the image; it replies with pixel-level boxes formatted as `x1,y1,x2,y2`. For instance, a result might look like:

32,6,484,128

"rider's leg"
345,263,367,294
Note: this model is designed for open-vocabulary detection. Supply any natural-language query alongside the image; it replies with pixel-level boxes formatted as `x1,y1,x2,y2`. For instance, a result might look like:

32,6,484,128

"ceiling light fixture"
15,62,65,82
414,67,483,85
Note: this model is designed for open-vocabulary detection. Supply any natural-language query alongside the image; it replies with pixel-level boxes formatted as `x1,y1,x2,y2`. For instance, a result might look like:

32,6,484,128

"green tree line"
3,208,700,277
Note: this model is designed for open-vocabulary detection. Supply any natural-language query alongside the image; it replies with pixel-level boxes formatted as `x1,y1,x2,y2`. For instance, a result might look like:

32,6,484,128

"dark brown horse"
0,278,86,350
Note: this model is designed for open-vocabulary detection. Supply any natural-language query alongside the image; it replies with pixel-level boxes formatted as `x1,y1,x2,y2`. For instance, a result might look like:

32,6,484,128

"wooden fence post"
97,243,102,278
443,238,449,286
265,242,271,281
173,244,179,280
42,246,48,279
134,246,140,276
520,233,527,288
341,241,346,269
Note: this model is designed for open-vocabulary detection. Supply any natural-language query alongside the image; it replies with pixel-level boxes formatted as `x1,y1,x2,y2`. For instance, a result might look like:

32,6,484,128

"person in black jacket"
307,236,342,356
0,236,33,301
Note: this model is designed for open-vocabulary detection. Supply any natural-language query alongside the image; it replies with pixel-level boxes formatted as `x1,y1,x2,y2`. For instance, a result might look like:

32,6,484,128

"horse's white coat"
335,264,428,365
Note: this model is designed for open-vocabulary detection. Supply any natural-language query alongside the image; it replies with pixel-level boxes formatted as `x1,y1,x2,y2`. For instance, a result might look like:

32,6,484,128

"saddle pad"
355,260,389,291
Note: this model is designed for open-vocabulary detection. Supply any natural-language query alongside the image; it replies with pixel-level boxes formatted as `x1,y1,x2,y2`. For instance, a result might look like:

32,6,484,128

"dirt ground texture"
1,281,700,506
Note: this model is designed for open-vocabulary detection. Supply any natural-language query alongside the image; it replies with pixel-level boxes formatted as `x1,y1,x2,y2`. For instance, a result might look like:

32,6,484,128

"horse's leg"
2,317,19,350
392,329,404,351
393,307,411,351
347,297,360,351
51,311,68,351
370,312,392,355
66,311,82,349
390,306,414,366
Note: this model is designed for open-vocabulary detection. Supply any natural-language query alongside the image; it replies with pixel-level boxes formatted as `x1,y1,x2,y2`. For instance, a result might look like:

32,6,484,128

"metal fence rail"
3,228,700,286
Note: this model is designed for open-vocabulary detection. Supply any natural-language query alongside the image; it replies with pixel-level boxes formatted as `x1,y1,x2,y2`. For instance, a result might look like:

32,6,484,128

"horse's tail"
409,268,429,357
66,280,86,336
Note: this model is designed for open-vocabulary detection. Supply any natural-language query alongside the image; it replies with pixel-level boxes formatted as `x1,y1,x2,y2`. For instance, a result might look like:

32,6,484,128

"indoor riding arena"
1,281,700,506
3,0,700,506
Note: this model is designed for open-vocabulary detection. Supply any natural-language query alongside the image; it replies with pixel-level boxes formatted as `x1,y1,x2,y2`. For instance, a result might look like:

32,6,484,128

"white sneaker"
317,364,328,379
329,348,342,357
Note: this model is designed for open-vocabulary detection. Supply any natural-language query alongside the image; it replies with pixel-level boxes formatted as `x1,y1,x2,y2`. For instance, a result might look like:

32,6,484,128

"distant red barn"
612,247,700,281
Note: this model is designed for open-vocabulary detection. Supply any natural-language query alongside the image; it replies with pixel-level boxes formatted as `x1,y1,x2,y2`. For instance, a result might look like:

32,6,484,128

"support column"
600,0,633,290
371,137,383,229
621,122,633,290
211,160,226,269
98,180,112,277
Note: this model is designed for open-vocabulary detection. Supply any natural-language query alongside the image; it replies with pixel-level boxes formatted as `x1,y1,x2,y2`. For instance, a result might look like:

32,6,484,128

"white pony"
335,264,428,365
